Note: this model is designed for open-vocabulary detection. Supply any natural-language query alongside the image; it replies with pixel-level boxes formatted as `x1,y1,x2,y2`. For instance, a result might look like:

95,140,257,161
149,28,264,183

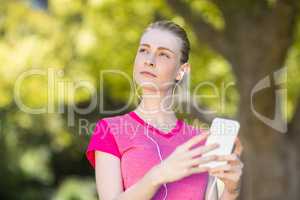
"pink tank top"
86,111,209,200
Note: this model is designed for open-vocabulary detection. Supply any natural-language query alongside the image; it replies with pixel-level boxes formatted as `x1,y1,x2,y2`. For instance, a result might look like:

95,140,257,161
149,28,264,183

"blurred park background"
0,0,300,199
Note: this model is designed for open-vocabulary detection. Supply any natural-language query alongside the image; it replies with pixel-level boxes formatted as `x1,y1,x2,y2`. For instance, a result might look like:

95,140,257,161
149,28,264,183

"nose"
144,54,155,68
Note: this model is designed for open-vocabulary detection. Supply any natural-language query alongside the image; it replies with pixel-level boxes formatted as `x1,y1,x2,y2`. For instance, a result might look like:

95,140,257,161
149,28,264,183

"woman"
86,20,244,200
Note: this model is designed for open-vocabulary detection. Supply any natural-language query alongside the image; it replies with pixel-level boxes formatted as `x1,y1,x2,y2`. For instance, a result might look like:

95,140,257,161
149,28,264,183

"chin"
135,78,161,91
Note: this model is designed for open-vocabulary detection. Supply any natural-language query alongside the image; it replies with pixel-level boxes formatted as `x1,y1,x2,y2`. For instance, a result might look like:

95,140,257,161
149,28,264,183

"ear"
175,63,190,81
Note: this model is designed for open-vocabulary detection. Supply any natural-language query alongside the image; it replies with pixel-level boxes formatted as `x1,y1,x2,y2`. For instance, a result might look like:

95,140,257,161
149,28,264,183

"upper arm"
95,151,123,200
85,119,123,200
205,175,218,200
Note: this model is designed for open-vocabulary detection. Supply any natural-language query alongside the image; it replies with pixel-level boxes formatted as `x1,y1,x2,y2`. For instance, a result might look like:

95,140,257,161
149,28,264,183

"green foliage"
286,19,300,121
51,177,97,200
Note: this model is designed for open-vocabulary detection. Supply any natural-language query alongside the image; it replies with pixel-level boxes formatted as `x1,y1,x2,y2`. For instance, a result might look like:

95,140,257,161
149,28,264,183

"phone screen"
201,117,240,168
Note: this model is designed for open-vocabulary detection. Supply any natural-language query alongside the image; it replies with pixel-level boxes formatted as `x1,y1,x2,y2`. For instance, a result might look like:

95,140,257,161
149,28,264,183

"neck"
134,87,177,125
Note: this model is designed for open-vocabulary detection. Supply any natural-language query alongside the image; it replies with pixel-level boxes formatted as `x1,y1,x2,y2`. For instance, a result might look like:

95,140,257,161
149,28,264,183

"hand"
208,137,244,196
152,132,220,185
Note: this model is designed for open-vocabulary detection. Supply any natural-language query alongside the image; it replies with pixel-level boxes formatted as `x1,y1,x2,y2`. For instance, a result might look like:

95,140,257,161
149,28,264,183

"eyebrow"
140,43,175,55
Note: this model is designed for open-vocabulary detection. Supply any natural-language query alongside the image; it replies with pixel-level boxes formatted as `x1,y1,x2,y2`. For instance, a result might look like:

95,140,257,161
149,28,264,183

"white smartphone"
200,117,240,168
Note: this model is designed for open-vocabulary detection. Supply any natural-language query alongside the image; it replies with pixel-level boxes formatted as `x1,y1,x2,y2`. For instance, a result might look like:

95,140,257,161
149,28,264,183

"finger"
211,171,242,182
188,143,219,158
188,166,210,175
228,157,243,166
216,154,239,163
211,172,237,182
209,164,242,173
181,132,210,150
186,155,218,167
233,137,243,157
218,154,243,167
209,164,232,173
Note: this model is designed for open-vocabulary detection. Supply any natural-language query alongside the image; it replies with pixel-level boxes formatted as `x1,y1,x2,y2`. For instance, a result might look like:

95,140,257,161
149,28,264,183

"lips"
140,71,157,78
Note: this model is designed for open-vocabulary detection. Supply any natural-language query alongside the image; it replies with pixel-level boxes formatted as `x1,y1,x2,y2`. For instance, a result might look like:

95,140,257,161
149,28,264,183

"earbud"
176,71,184,82
175,69,186,83
180,71,185,78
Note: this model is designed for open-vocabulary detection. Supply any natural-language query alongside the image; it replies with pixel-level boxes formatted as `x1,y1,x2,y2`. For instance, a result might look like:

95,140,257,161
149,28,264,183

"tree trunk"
166,0,300,199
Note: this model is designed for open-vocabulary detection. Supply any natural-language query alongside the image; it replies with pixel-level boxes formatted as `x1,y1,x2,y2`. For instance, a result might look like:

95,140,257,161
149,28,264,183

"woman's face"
133,28,183,93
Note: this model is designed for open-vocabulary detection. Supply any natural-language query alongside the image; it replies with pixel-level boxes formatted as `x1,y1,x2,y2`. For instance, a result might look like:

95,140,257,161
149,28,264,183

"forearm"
115,166,163,200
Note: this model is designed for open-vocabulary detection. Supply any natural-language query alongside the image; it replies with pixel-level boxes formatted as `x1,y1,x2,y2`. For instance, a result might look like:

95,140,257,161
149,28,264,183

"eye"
159,52,170,58
139,48,148,53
